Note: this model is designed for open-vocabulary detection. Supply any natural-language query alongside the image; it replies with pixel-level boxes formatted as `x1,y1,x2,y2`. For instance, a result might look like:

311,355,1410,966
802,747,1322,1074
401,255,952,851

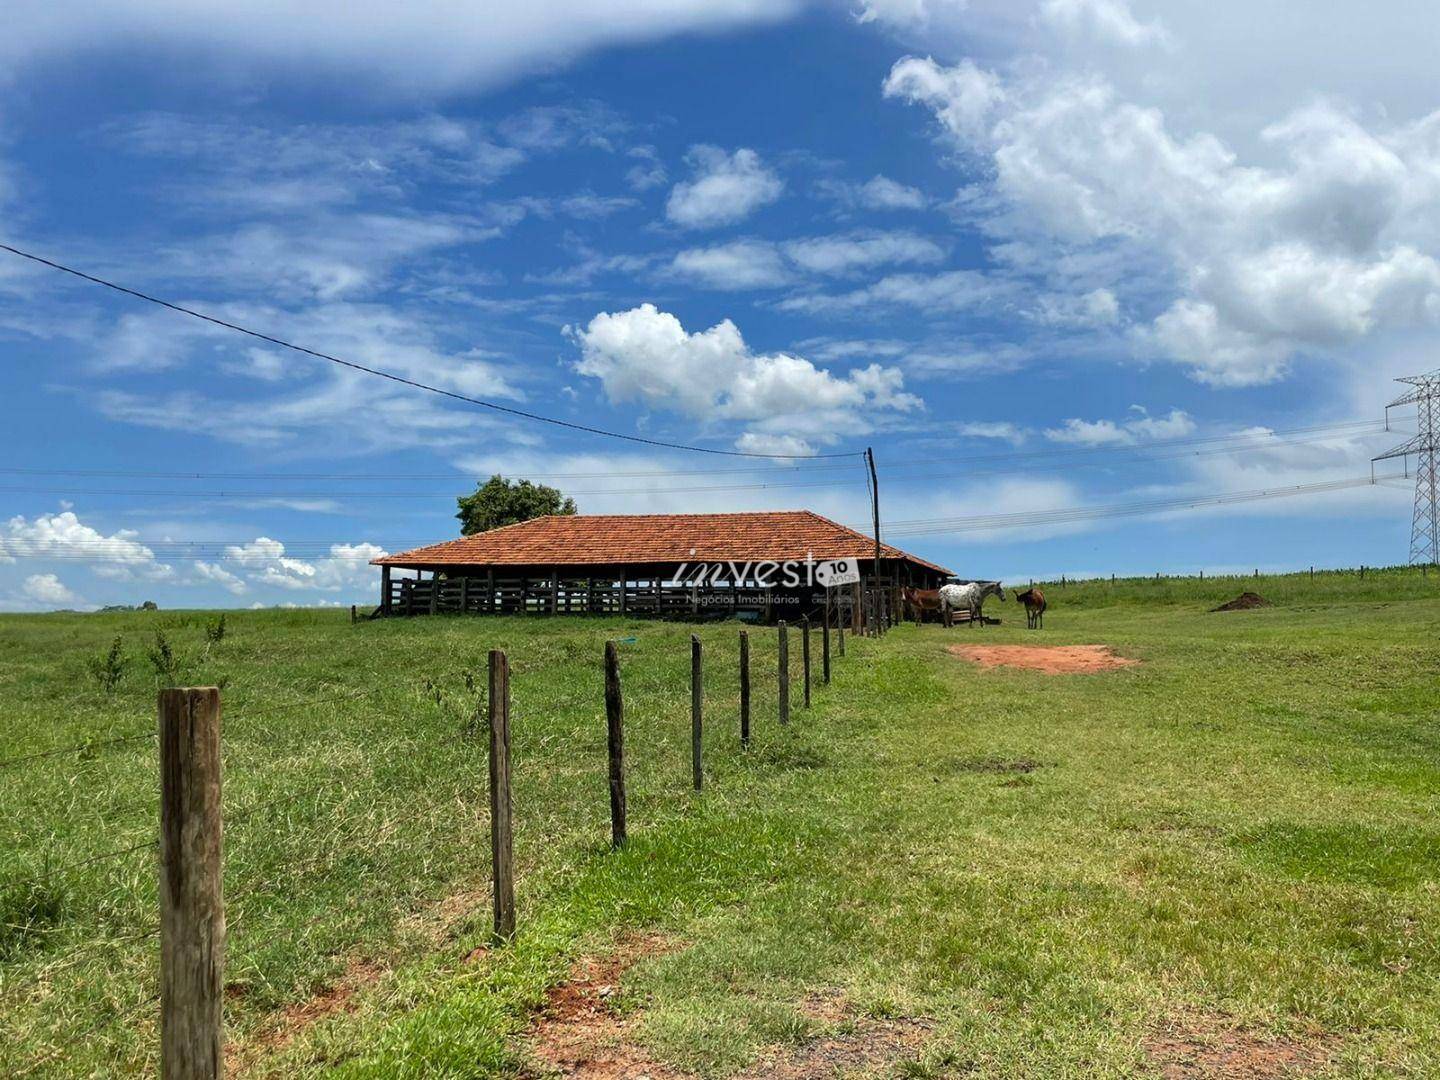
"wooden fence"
139,595,901,1077
380,572,905,628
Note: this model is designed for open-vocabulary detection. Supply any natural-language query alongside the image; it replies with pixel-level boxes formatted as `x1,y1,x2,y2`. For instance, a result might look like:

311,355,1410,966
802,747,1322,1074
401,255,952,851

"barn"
370,510,951,623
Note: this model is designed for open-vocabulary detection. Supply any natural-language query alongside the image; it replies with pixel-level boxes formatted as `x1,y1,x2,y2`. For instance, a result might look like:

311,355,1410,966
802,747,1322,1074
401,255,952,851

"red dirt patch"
525,947,932,1079
948,643,1139,674
1144,1013,1335,1078
526,934,681,1079
1212,592,1272,612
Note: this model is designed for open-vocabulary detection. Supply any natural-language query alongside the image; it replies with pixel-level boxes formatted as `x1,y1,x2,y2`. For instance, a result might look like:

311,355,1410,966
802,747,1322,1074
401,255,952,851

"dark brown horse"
902,586,942,624
1016,587,1046,629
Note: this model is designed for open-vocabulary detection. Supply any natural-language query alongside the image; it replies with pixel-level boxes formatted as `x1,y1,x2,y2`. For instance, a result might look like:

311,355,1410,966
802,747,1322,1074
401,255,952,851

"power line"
0,241,859,461
0,423,1392,512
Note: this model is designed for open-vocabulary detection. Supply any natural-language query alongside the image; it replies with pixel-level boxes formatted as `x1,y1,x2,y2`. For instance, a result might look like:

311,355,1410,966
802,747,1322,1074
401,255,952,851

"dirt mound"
1212,592,1271,612
947,644,1138,674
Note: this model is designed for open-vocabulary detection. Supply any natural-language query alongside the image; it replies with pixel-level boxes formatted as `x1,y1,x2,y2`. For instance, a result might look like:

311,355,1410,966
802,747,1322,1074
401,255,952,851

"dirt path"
947,643,1139,674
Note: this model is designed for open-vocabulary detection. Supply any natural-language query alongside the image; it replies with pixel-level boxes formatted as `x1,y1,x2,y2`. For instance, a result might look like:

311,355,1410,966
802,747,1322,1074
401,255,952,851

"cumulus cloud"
222,538,386,593
0,511,174,581
194,561,249,596
1045,406,1195,445
22,573,81,607
883,47,1440,385
665,146,784,229
569,302,922,446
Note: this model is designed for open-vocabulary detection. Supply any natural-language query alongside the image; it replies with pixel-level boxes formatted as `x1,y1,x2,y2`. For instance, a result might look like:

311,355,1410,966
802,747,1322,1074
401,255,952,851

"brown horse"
1016,587,1046,629
902,586,942,624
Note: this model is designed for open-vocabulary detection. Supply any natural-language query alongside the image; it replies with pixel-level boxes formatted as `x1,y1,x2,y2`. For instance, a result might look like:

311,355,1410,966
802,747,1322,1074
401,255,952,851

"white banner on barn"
814,557,862,588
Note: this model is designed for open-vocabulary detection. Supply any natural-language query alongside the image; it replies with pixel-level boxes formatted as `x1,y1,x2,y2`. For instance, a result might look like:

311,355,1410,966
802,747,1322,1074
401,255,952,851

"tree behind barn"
457,475,578,535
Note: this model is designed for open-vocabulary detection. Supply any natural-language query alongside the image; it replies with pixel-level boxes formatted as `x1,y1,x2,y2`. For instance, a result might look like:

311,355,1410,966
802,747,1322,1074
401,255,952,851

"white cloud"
671,241,793,290
1038,0,1169,49
22,573,80,607
569,302,922,446
222,538,387,592
193,561,249,596
0,511,174,581
1,2,802,96
733,432,817,457
625,145,668,191
884,50,1440,385
782,231,945,275
1045,406,1195,445
672,230,944,289
819,174,929,211
778,268,1016,315
665,146,784,229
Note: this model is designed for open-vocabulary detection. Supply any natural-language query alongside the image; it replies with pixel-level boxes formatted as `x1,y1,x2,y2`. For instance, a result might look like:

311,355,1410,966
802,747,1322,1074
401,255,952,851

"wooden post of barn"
158,686,224,1080
604,641,626,847
487,650,515,939
486,568,496,614
801,616,812,708
429,573,439,616
691,635,703,791
459,576,470,614
739,630,751,747
777,621,790,725
822,613,831,684
549,569,559,615
380,564,392,616
838,608,846,656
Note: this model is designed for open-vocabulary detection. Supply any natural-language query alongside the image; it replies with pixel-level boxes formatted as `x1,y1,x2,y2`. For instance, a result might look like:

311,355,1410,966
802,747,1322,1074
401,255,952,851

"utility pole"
866,446,882,584
1373,372,1440,566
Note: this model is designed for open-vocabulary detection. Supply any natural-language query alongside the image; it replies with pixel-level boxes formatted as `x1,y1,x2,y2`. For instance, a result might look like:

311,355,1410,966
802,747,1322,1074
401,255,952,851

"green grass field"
2,569,1439,1077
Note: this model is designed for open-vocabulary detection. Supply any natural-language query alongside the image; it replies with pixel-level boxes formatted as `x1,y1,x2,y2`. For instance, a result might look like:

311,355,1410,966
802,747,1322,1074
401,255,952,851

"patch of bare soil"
525,948,932,1079
526,934,682,1079
1144,1013,1335,1079
947,643,1139,674
737,991,932,1079
1212,592,1272,612
227,957,386,1073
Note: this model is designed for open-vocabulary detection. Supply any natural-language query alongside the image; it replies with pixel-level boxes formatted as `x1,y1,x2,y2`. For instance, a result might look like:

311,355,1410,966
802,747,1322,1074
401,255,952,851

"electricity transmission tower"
1373,372,1440,566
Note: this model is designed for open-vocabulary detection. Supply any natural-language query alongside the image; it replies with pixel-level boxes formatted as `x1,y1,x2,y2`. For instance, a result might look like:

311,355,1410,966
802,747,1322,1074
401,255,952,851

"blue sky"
2,0,1439,610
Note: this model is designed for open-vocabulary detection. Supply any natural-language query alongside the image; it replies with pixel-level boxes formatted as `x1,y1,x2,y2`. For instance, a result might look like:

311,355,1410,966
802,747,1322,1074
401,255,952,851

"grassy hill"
2,568,1439,1076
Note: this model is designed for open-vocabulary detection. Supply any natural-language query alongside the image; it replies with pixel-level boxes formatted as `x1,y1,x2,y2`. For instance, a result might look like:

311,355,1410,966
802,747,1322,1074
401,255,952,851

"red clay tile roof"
373,510,951,576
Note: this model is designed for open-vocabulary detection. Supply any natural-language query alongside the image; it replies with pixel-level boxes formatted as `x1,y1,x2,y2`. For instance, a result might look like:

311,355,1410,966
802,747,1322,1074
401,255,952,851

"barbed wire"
0,732,154,773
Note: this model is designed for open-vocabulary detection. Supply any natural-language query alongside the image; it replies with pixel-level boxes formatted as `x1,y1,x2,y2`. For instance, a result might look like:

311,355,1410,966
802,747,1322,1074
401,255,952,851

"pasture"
2,570,1439,1076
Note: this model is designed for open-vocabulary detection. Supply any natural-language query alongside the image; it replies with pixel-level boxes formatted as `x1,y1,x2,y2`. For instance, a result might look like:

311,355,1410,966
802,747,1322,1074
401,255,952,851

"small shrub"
147,630,180,685
204,613,227,645
87,636,129,693
0,874,66,960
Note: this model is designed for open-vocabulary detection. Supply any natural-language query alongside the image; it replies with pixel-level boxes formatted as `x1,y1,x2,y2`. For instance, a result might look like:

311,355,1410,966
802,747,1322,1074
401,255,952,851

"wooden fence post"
777,621,790,725
691,635,703,791
822,613,831,684
802,617,812,707
350,604,356,624
158,686,224,1080
488,650,515,940
604,641,626,847
739,631,751,747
